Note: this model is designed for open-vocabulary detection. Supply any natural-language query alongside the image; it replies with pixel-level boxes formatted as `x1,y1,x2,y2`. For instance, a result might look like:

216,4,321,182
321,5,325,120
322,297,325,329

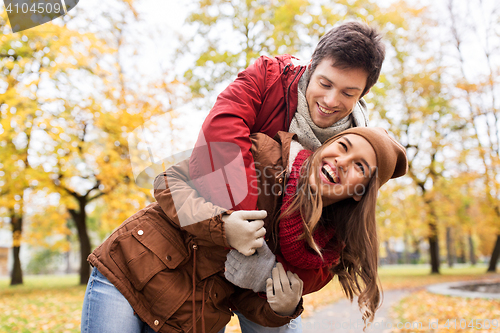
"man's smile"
317,103,338,115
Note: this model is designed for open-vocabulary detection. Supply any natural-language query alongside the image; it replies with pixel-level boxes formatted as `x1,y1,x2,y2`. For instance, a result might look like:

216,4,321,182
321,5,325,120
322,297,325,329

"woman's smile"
320,162,339,184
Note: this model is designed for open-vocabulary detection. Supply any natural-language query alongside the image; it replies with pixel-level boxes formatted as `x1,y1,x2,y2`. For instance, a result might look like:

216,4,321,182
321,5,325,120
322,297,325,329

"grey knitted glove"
224,241,276,293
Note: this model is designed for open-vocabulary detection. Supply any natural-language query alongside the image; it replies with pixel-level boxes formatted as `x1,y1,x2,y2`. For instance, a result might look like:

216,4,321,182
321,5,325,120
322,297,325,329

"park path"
301,289,412,333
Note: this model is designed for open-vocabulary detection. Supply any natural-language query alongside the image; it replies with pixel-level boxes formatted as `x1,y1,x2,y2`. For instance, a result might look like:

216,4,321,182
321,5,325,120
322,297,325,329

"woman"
223,127,407,331
81,127,407,333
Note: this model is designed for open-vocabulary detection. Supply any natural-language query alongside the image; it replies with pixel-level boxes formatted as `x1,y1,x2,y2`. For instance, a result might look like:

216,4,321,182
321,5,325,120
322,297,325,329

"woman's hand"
224,242,276,292
223,210,267,256
266,263,304,316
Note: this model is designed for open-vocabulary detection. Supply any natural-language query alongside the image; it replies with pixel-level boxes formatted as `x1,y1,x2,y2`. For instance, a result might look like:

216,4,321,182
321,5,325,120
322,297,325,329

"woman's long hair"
279,141,382,325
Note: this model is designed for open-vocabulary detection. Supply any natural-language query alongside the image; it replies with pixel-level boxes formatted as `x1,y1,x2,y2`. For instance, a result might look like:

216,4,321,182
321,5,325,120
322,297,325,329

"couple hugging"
81,21,408,333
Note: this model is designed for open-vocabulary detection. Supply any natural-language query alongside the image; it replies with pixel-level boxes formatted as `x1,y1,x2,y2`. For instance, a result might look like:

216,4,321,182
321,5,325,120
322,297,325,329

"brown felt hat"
324,127,408,188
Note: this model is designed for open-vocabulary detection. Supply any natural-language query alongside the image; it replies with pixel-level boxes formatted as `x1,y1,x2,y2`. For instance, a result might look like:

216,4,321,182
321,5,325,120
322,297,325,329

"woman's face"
309,134,377,206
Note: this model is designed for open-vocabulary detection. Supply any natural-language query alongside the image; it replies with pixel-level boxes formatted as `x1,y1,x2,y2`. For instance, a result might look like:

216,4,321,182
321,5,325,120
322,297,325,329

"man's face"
306,58,369,128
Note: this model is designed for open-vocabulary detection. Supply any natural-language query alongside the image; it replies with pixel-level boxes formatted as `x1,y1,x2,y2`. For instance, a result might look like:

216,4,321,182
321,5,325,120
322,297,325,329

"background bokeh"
0,0,499,331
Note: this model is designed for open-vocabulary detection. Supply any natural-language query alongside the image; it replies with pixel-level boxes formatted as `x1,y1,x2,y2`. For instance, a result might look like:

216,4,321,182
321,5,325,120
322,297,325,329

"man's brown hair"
310,21,386,97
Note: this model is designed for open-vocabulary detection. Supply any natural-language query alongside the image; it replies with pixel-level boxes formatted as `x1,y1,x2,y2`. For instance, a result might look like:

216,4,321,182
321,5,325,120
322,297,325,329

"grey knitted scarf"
289,67,368,151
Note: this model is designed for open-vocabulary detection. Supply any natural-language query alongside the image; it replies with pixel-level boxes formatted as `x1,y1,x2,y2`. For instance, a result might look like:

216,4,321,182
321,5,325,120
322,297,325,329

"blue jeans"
218,311,302,333
81,267,156,333
82,267,302,333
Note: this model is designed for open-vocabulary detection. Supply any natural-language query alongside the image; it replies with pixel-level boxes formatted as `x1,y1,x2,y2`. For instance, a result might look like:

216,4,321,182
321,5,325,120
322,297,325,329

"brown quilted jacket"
88,132,303,333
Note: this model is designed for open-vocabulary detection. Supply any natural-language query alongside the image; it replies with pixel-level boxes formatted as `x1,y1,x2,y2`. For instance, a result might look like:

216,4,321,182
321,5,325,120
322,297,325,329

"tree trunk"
385,241,395,265
424,195,440,274
412,239,421,264
10,214,23,285
429,221,440,274
403,233,410,264
457,237,466,264
487,234,500,273
69,197,91,285
469,233,476,265
446,227,455,268
65,234,72,274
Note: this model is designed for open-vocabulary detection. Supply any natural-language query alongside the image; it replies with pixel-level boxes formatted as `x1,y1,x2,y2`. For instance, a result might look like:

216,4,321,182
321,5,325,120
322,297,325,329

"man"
185,21,386,332
188,21,385,214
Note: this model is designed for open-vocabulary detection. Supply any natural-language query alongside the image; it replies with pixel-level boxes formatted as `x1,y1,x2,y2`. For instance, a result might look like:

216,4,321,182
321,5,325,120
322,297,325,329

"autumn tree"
182,0,322,99
2,0,179,285
367,0,470,274
34,2,175,284
445,0,500,273
181,0,410,101
0,11,78,284
377,182,427,265
0,15,116,285
431,174,484,267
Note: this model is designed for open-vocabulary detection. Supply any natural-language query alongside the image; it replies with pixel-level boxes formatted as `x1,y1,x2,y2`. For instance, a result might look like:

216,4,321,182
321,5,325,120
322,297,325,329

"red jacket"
189,55,307,212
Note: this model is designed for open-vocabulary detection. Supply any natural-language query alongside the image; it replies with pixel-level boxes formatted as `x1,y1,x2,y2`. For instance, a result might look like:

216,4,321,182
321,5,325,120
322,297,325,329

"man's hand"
266,263,304,316
223,210,267,256
225,241,276,292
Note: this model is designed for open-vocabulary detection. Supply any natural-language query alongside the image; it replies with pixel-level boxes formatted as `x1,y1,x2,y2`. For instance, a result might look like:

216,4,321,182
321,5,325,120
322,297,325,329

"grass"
0,265,497,333
392,291,500,332
380,265,500,333
0,274,85,333
0,274,80,290
378,264,495,290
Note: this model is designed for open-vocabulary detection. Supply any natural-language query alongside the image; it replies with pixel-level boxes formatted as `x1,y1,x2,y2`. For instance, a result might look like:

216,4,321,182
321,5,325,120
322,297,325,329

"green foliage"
182,0,319,97
181,0,419,104
26,249,64,275
0,275,83,333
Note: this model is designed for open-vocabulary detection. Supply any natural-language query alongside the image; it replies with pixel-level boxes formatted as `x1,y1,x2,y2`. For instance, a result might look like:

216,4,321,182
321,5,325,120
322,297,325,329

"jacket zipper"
285,66,305,130
192,243,198,333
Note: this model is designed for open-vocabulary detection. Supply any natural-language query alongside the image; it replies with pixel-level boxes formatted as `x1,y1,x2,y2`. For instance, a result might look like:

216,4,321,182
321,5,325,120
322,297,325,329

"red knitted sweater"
279,149,341,269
